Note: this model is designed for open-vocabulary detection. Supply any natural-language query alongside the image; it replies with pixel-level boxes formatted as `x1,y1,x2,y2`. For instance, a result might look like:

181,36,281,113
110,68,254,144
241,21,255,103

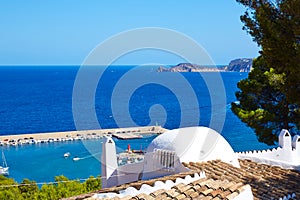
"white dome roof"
147,126,239,167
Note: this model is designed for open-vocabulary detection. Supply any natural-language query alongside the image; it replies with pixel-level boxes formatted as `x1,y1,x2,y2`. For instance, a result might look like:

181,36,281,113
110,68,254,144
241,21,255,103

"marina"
0,126,167,146
0,133,158,183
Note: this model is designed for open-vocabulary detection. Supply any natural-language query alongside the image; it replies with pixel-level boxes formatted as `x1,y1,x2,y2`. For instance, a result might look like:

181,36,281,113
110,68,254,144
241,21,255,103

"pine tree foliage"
232,0,300,145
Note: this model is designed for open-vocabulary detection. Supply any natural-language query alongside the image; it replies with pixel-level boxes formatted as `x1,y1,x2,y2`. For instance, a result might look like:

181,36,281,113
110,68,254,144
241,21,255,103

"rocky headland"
224,58,253,72
157,58,253,72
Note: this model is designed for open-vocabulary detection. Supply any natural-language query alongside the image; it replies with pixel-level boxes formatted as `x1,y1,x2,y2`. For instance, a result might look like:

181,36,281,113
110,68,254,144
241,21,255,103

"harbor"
0,126,168,146
0,130,159,183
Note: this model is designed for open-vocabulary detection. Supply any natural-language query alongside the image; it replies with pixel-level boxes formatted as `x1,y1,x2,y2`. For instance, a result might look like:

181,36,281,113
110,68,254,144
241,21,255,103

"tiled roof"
184,159,299,200
76,178,248,200
66,159,300,200
65,170,248,200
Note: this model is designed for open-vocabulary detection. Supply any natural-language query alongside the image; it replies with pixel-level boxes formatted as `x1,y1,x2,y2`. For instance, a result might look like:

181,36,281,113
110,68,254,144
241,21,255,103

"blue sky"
0,1,259,65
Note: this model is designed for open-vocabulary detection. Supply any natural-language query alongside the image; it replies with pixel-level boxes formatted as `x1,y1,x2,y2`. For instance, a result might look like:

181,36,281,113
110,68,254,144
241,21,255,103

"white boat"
64,152,71,158
0,151,9,176
73,156,80,161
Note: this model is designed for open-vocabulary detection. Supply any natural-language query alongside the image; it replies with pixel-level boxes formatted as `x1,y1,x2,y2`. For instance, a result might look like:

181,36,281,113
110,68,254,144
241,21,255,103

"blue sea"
0,66,273,183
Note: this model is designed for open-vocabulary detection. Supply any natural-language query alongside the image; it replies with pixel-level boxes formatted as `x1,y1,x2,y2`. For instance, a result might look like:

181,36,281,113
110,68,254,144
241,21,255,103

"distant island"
224,58,253,72
157,58,253,72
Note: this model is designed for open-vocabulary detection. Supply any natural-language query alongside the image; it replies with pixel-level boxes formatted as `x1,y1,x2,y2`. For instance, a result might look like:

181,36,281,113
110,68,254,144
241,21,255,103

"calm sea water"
0,66,273,183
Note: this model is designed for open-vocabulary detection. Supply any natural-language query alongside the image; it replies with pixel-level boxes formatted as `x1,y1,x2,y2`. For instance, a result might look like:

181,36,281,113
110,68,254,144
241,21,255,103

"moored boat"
73,156,80,161
64,152,71,158
0,150,9,176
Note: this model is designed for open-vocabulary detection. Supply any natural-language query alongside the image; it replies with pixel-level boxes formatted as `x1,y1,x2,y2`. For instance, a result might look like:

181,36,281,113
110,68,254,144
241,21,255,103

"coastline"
0,126,168,146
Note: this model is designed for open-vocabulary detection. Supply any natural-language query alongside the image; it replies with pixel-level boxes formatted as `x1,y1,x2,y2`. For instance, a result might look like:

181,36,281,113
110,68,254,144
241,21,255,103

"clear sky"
0,1,260,65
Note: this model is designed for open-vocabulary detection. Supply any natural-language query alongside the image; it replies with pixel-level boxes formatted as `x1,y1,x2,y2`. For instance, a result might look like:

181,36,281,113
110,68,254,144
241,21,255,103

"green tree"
54,175,85,199
0,175,102,200
0,175,23,200
232,0,300,145
38,184,58,200
84,176,101,192
19,179,38,199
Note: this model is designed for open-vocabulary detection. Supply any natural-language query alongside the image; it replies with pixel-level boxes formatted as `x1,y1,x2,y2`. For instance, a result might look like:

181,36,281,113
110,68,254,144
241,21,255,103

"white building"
237,129,300,170
69,126,300,200
99,126,253,200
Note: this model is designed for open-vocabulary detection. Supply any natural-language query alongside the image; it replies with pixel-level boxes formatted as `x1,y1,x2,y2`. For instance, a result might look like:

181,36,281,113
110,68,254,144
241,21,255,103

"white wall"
101,137,118,188
232,185,253,200
237,130,300,170
117,162,144,185
141,150,189,180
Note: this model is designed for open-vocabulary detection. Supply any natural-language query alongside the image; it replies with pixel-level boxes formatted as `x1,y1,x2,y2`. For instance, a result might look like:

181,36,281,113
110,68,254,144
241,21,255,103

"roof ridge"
89,172,206,199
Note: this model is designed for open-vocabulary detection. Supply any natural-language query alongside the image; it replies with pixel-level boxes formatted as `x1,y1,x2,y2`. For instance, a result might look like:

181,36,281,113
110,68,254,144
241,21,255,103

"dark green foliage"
19,179,38,199
237,0,300,104
55,175,85,199
84,176,101,192
0,175,101,200
232,57,290,145
232,0,300,145
0,176,23,200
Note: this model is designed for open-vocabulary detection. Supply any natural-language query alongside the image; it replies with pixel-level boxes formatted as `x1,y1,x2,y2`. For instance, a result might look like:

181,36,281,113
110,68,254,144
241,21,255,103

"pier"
0,126,168,146
112,133,142,140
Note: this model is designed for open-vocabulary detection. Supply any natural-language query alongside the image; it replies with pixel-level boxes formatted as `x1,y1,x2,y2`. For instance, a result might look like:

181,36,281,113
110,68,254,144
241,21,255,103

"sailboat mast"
2,150,7,167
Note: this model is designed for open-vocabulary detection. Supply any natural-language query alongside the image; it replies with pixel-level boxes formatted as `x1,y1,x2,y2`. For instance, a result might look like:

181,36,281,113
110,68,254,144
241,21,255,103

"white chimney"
101,136,118,188
278,129,292,151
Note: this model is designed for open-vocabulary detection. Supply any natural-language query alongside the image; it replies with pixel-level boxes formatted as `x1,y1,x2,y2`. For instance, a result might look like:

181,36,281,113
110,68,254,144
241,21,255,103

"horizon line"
0,63,228,67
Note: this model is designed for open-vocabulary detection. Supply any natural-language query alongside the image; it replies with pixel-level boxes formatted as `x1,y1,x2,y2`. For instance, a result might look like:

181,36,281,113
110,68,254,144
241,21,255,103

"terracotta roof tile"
210,189,224,198
228,182,244,193
174,193,187,200
217,190,232,199
67,159,300,199
77,177,247,200
164,188,180,198
151,193,168,200
190,184,202,191
149,189,166,198
194,185,210,194
184,159,300,199
172,183,191,193
187,190,200,199
199,188,214,196
219,181,236,191
192,178,210,186
135,193,153,200
198,196,213,200
225,191,239,200
183,188,197,196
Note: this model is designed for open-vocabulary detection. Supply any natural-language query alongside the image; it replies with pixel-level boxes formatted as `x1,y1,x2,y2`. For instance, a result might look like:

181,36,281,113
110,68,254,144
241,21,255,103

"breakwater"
0,126,168,146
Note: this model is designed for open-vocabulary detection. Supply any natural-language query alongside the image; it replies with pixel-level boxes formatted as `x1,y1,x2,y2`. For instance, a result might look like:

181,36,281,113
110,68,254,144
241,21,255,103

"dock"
111,126,167,140
112,132,142,140
0,126,168,146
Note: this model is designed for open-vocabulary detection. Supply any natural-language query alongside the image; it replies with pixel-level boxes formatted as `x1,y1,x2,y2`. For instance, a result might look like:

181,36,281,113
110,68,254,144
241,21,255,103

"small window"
285,132,290,137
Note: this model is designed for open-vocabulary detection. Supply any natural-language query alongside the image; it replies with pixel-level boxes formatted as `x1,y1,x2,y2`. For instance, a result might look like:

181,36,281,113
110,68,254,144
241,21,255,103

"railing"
153,149,176,170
